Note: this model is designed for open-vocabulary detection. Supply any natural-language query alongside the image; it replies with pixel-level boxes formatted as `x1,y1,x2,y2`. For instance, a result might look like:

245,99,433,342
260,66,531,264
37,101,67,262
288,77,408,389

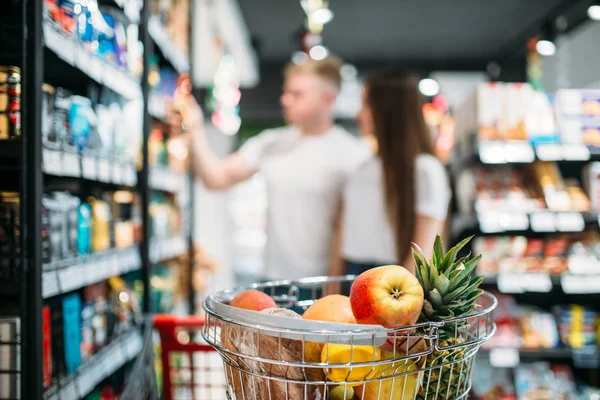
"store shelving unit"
0,0,195,398
449,85,600,389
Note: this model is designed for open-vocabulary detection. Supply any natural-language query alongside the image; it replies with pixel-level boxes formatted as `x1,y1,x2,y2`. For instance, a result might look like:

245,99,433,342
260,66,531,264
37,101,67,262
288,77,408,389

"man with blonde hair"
184,55,368,280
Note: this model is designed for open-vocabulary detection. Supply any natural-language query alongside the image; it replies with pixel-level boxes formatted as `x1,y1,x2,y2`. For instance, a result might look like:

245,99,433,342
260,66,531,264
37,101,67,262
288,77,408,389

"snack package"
518,307,559,349
472,357,516,400
515,363,554,400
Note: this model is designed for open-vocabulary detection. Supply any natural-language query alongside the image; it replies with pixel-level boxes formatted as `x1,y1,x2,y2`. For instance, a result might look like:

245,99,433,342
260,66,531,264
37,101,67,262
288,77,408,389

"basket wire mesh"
201,276,497,400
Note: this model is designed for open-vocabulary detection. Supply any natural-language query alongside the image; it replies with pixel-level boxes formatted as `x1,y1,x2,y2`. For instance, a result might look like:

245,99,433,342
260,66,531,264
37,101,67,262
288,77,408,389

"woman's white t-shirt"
342,153,451,264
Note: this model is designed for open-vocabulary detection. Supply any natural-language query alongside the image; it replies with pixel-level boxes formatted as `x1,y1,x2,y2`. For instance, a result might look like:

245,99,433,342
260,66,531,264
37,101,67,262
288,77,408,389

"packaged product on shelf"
43,195,62,265
41,195,52,264
542,237,569,274
53,87,72,149
77,201,92,256
525,91,558,146
565,178,591,212
108,276,142,332
501,83,533,141
0,317,20,399
476,83,503,140
0,192,20,283
112,191,135,249
42,306,53,388
89,196,111,253
46,0,76,34
69,95,96,151
583,162,600,212
552,304,598,348
555,89,600,117
62,293,82,374
531,162,571,211
83,282,109,353
94,103,115,158
53,192,80,259
42,83,57,147
518,307,559,349
550,365,577,400
482,291,520,349
471,357,516,400
515,363,554,400
0,66,21,140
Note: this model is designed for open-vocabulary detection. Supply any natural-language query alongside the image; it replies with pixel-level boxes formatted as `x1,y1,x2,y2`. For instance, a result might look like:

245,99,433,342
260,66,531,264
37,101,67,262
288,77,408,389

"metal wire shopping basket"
201,275,497,400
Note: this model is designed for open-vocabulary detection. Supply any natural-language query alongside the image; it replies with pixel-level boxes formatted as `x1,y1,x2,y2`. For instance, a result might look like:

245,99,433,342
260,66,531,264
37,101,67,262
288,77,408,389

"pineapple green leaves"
412,235,484,323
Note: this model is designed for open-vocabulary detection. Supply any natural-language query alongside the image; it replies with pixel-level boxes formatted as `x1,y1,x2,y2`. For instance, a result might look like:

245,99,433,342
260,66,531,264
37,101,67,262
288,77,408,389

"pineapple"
411,235,484,400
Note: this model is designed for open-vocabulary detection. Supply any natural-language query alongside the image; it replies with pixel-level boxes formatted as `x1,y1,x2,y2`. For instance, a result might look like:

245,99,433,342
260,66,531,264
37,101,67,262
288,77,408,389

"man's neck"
297,118,335,136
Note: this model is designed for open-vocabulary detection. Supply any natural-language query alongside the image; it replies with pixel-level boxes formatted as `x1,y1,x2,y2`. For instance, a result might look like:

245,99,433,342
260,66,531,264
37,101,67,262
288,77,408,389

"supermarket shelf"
481,273,600,294
43,329,143,400
148,16,190,74
480,346,599,369
450,140,600,176
0,139,22,160
42,246,141,299
149,165,186,193
43,22,142,99
149,235,187,263
451,211,598,237
42,149,138,187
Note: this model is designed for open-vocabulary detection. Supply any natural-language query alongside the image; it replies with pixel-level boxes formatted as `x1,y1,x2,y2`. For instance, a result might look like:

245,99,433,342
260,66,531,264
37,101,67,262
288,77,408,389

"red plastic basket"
154,314,226,400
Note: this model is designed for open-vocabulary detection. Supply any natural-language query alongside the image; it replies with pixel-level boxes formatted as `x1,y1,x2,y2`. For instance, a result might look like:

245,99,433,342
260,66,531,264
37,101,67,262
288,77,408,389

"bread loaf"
222,308,323,400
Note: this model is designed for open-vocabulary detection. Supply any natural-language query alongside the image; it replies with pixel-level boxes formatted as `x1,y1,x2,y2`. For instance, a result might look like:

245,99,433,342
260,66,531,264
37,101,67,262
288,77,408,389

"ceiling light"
311,8,334,25
309,45,329,61
291,51,308,65
418,78,440,97
536,39,556,56
588,5,600,21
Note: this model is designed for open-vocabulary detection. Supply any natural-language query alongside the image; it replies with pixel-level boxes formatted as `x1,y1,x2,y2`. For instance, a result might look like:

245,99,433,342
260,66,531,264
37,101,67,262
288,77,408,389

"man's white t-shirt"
342,153,451,264
240,125,369,280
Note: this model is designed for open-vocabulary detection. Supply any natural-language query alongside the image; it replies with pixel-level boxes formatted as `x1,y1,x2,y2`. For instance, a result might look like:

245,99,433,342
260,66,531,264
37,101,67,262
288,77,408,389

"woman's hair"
364,69,435,263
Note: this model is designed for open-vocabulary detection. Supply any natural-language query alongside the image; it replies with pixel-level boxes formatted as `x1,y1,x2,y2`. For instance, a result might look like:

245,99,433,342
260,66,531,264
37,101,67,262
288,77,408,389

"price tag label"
43,149,62,175
561,274,600,294
562,144,590,161
489,347,520,368
504,141,535,163
573,346,600,368
82,156,97,180
76,364,98,398
497,273,525,293
98,159,111,182
536,144,563,161
42,271,60,299
556,212,585,232
58,266,83,293
530,212,556,232
62,152,80,177
44,24,76,66
521,273,553,293
501,212,529,231
479,141,505,164
88,57,104,83
112,164,123,184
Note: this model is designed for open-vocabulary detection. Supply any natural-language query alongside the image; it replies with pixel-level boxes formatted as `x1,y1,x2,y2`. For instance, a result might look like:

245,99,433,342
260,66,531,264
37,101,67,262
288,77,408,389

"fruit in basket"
221,307,323,400
303,295,356,324
411,235,484,400
303,295,357,383
229,289,277,311
329,385,355,400
321,343,381,385
355,351,420,400
350,265,424,328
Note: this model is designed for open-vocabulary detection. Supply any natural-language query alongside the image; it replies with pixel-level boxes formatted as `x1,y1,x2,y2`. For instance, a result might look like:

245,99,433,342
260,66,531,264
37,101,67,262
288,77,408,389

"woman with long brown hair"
340,69,451,275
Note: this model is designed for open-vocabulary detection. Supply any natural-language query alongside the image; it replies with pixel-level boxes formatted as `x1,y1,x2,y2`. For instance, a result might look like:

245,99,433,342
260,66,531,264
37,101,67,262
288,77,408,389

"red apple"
350,265,424,328
230,290,277,311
